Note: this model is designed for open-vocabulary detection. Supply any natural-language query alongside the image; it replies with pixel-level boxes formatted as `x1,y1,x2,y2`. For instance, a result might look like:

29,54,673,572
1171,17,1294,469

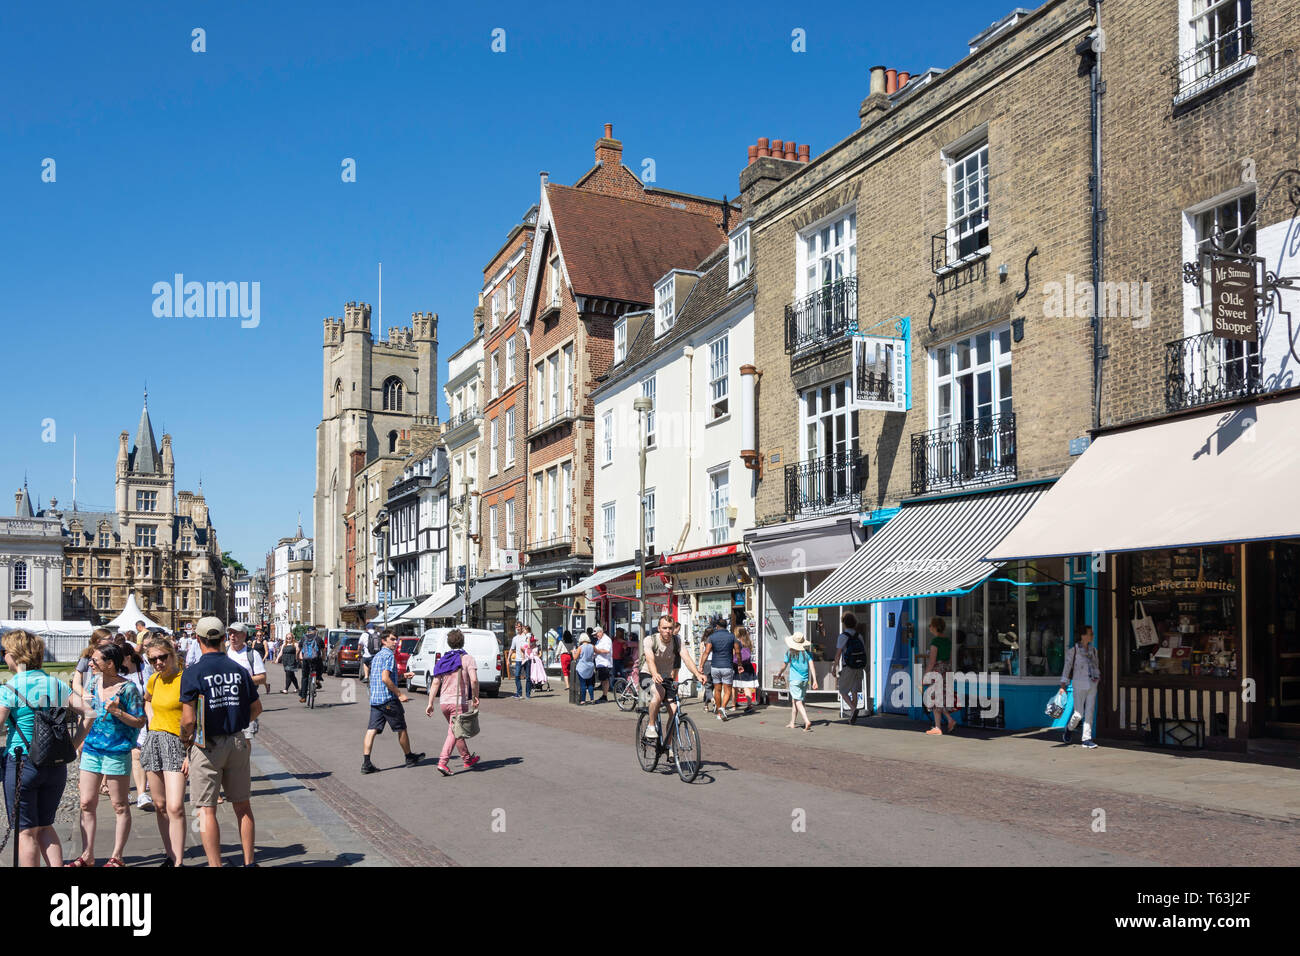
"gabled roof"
603,243,754,390
130,398,160,474
64,510,120,537
545,185,726,305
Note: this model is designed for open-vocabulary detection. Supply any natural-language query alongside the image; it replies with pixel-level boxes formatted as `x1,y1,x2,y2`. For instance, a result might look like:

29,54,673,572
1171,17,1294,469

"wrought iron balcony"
784,276,857,354
446,406,482,431
445,563,477,583
1165,332,1261,411
1171,16,1254,103
527,397,578,439
783,445,867,519
525,534,573,552
910,413,1017,496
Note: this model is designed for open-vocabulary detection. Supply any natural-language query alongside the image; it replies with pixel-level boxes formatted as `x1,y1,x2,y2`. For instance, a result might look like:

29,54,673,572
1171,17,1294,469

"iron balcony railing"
1165,332,1261,411
528,396,578,437
446,406,482,431
910,413,1017,496
1173,10,1253,102
445,564,477,583
784,276,857,354
525,535,573,552
783,445,866,519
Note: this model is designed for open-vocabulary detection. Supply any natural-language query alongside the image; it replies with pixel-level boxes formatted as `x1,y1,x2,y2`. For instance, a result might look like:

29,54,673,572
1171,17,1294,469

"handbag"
450,665,480,739
1131,601,1159,649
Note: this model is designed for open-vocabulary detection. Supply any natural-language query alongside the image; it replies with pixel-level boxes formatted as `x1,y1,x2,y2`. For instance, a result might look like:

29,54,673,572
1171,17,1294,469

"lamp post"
633,396,654,641
374,508,390,628
460,477,472,627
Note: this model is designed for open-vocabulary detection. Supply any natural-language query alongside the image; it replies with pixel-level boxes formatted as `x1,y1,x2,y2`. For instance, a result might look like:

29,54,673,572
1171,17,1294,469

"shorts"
789,680,808,701
140,729,187,773
837,666,864,696
595,666,611,683
80,748,132,777
649,679,679,705
188,735,251,807
3,756,67,829
710,666,735,686
367,700,407,733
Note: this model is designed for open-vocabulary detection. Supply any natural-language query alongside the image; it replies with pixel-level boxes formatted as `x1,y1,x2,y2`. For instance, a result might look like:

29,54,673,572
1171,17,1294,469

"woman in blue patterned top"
67,642,146,868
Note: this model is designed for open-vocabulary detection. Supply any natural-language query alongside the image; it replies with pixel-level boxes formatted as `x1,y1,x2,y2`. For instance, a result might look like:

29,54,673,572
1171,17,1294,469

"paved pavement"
245,666,1300,866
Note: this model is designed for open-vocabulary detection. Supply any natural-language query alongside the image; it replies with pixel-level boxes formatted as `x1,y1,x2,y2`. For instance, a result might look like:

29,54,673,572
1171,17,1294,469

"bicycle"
304,669,317,709
634,679,701,783
612,673,644,712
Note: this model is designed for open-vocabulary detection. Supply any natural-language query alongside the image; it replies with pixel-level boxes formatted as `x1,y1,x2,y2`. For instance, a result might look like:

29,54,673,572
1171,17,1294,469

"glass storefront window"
987,578,1019,676
1124,545,1240,680
1023,561,1066,677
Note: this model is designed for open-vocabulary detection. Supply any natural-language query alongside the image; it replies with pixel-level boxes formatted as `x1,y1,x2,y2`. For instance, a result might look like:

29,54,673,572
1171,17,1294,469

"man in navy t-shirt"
180,616,262,867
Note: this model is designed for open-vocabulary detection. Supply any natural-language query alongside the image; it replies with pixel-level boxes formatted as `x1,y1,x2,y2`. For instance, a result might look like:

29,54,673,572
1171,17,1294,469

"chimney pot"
757,137,770,158
885,69,897,94
898,71,911,88
771,139,784,158
784,140,797,160
869,65,887,95
604,122,613,139
747,144,758,165
798,143,810,163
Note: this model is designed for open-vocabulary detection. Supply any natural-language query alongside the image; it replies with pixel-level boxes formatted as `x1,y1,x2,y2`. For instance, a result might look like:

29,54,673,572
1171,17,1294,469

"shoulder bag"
451,663,480,739
7,681,78,769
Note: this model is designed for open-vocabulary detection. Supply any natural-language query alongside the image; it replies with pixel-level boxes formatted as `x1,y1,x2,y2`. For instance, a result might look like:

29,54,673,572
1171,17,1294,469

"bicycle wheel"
614,677,638,713
635,711,660,773
674,714,701,783
307,676,316,709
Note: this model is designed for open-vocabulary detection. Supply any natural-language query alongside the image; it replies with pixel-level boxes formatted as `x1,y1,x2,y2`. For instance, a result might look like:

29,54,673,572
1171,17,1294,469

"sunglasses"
148,654,170,664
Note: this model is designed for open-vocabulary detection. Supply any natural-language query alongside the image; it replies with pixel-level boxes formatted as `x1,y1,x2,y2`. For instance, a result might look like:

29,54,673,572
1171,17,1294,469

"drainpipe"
1085,0,1105,428
676,347,695,551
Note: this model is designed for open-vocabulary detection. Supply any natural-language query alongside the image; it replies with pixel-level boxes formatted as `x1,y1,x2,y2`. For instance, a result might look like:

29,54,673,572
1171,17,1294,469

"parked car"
395,636,420,685
329,635,362,677
327,628,364,664
407,627,502,698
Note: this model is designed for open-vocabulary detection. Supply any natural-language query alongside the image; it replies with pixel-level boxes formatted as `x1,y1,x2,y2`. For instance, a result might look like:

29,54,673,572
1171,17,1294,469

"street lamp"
460,477,473,627
633,396,654,642
374,508,390,629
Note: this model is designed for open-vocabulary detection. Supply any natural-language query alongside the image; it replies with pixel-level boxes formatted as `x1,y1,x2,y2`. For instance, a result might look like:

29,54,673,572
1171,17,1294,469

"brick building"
514,124,737,639
744,1,1102,730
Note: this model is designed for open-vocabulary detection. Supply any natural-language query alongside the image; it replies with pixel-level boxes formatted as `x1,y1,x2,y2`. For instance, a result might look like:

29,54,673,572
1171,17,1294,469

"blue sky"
1,0,1017,567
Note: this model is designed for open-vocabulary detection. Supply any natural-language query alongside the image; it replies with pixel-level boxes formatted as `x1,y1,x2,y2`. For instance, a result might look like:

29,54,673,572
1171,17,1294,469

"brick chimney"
594,123,622,167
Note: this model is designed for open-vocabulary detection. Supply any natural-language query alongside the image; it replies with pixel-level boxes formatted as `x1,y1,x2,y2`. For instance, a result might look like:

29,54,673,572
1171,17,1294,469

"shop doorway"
878,601,912,715
1258,540,1300,737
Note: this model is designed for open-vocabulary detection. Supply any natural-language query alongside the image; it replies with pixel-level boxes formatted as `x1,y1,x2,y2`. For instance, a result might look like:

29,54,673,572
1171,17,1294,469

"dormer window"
614,318,627,363
729,223,751,286
655,278,675,336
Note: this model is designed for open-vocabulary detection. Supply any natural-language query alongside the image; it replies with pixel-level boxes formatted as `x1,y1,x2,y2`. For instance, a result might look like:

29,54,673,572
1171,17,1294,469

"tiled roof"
546,185,726,304
604,244,754,389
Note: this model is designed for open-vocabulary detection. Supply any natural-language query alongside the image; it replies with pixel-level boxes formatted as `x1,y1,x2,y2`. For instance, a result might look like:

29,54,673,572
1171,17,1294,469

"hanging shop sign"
1208,253,1259,342
850,316,911,412
673,567,742,592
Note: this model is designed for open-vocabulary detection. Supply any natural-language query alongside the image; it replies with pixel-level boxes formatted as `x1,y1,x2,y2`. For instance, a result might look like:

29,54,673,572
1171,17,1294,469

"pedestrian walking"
611,628,627,681
116,640,153,811
510,624,532,699
424,629,481,776
593,626,613,702
179,616,261,867
574,634,597,704
360,631,424,774
775,633,818,732
559,630,574,692
698,615,741,721
1059,625,1101,748
297,627,325,703
71,629,112,700
0,629,92,867
733,626,759,714
225,623,266,748
359,625,377,681
276,632,300,694
140,635,187,866
924,617,957,736
67,641,146,867
832,612,868,724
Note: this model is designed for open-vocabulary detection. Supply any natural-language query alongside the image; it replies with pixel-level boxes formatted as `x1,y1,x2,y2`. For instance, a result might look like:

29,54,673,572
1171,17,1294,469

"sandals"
65,857,93,868
102,857,126,868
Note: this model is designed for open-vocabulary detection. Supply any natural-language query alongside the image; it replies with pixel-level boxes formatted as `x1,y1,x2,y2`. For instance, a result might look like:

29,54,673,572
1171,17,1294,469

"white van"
407,627,502,697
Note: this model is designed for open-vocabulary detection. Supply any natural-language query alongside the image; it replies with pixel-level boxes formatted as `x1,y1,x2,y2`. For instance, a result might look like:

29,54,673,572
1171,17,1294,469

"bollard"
569,662,580,705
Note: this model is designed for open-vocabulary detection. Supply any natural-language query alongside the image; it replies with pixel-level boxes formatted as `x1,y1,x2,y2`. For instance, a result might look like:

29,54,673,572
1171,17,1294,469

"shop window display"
1124,545,1239,679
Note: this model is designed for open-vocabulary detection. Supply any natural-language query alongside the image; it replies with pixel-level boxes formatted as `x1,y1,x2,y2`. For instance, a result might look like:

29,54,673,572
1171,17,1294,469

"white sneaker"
642,724,658,740
137,792,153,809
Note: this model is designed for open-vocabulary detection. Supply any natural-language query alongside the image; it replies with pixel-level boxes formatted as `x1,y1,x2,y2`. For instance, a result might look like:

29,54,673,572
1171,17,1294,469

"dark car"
329,636,362,677
395,637,421,685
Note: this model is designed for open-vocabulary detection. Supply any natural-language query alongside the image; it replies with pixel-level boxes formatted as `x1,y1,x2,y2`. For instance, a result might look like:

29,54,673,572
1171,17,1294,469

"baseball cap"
196,616,225,639
228,623,250,634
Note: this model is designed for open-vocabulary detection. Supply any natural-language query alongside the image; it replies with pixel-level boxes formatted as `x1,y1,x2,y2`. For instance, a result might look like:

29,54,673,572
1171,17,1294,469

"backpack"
368,632,382,656
841,632,867,670
6,681,78,769
301,635,320,660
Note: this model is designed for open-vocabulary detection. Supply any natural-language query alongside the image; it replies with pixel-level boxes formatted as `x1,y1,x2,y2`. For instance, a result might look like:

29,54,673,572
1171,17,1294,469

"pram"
529,652,551,692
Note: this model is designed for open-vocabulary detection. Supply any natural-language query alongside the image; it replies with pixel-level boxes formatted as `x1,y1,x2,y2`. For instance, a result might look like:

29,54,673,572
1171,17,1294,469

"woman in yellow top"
141,635,188,866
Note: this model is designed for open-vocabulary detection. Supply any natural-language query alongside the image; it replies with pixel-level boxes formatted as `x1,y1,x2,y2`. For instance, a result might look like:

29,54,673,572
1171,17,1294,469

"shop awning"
368,602,413,626
553,564,635,598
399,583,460,621
745,514,865,576
988,394,1300,560
794,483,1050,609
437,576,516,618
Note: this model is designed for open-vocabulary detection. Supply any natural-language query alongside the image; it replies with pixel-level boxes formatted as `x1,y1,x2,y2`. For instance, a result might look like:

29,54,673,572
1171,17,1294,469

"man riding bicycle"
298,626,325,703
641,614,707,741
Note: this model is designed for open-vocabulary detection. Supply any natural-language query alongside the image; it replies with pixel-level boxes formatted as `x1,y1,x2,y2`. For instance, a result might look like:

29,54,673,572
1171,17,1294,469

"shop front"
599,571,671,641
662,544,752,647
744,514,867,703
987,390,1300,750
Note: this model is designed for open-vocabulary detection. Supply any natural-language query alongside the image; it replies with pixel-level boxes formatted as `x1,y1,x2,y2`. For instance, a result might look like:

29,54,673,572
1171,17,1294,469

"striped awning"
794,483,1050,609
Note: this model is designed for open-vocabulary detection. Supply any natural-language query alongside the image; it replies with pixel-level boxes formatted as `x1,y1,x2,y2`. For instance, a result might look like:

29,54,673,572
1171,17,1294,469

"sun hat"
785,633,812,652
196,616,226,640
579,633,591,643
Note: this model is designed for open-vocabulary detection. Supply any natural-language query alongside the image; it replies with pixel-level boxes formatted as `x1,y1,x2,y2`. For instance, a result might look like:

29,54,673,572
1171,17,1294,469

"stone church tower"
313,302,438,627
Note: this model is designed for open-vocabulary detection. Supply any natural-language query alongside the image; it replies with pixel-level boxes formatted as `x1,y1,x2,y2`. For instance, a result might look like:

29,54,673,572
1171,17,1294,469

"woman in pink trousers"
424,629,481,776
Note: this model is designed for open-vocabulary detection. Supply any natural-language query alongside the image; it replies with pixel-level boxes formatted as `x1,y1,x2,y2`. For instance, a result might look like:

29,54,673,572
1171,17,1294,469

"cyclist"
642,614,707,742
297,626,325,704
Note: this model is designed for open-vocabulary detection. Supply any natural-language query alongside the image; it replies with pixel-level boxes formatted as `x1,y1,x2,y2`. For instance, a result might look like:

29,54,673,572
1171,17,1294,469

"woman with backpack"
775,633,819,732
68,642,146,867
0,629,92,867
423,629,481,776
276,632,301,694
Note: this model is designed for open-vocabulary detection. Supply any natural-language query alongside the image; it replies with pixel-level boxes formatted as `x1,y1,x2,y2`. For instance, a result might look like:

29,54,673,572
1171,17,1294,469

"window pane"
936,347,950,378
999,366,1013,415
955,340,971,371
956,590,983,673
975,331,991,365
997,328,1011,355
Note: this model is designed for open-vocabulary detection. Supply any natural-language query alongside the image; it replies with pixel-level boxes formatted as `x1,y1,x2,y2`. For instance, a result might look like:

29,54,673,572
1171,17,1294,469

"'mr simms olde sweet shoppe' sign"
1209,254,1258,342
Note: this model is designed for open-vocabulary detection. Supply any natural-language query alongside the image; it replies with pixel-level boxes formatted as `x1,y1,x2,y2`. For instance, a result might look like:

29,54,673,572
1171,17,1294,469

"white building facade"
1,488,66,621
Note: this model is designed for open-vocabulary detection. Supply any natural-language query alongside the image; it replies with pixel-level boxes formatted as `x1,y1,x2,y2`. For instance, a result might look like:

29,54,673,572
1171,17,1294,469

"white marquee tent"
103,592,169,634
